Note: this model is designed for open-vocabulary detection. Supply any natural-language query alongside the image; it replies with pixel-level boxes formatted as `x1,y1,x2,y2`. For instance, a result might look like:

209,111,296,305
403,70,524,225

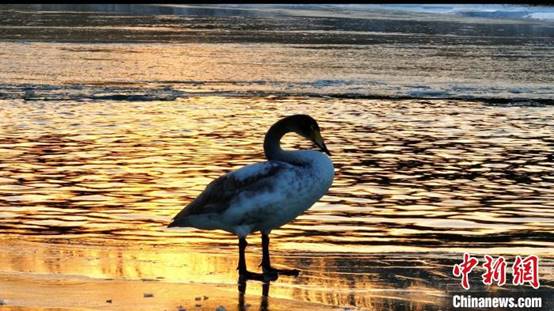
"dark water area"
1,4,553,101
3,4,554,41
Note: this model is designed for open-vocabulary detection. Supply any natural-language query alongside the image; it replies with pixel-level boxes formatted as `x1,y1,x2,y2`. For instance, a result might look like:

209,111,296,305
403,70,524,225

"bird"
168,114,334,280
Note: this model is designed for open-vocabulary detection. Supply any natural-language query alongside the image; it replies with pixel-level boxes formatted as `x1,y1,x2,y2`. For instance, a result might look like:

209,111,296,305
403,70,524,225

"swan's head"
285,114,331,156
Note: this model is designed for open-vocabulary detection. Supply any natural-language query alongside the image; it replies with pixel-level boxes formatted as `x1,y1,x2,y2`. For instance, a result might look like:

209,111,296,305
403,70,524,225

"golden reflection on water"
2,41,552,101
0,240,464,310
0,239,552,310
1,96,554,309
1,96,553,254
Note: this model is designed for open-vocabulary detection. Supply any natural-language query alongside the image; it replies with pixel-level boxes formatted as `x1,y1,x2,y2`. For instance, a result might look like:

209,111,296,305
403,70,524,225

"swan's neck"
264,121,298,162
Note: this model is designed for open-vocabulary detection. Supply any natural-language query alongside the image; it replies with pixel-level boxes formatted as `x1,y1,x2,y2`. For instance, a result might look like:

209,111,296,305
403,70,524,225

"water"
1,96,553,254
0,4,553,310
1,4,553,101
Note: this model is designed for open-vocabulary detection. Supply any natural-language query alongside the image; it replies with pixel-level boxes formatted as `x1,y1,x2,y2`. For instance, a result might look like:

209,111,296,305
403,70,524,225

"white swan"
168,114,334,280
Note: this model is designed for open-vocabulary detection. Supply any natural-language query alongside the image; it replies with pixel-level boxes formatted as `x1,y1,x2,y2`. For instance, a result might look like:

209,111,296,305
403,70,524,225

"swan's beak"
313,131,331,156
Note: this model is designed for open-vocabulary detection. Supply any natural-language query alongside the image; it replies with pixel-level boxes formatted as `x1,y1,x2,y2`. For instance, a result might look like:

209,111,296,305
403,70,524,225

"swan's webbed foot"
238,269,264,281
262,266,300,277
239,269,278,282
260,234,300,278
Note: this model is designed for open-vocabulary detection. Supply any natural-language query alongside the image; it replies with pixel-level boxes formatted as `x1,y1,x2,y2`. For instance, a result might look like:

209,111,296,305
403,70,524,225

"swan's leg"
237,237,265,281
237,237,248,274
261,233,300,276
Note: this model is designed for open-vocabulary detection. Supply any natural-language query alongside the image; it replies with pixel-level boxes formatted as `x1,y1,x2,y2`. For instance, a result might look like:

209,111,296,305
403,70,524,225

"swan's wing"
169,161,294,226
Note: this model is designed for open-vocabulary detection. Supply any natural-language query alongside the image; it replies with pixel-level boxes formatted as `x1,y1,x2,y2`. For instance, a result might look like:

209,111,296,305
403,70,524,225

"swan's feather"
168,161,295,227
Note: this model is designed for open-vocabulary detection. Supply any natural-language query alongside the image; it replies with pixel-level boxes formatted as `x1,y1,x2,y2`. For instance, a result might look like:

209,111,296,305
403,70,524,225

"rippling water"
1,96,553,254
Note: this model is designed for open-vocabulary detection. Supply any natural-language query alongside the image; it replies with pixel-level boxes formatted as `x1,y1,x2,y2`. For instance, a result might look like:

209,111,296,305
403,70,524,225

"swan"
168,114,334,280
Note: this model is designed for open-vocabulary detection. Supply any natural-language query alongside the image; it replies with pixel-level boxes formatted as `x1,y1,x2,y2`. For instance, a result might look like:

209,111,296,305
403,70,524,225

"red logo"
453,254,540,290
452,253,479,290
482,255,507,286
512,255,540,289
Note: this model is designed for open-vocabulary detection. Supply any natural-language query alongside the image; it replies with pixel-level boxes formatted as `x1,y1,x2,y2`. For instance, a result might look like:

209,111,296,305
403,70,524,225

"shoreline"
2,82,553,106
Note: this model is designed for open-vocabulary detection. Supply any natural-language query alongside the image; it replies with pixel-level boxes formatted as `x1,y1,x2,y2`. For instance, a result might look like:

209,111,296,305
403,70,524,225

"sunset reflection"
0,100,552,305
1,3,554,310
1,97,553,255
1,238,552,310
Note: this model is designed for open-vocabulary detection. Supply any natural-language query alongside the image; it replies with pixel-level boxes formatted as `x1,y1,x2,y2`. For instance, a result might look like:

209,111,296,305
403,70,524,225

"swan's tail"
167,216,192,228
